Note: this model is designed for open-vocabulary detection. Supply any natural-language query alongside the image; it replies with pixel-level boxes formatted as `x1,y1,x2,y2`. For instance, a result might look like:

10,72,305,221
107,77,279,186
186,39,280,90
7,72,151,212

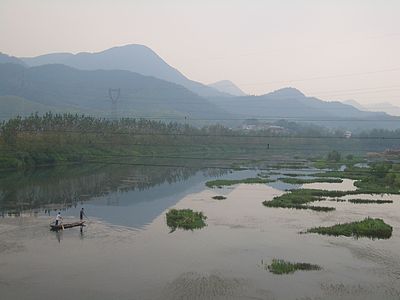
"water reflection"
0,163,230,228
0,164,225,214
55,230,62,243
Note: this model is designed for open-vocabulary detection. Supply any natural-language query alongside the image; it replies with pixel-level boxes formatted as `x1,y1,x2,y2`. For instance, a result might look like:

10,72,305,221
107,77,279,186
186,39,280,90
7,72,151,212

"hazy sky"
1,0,400,106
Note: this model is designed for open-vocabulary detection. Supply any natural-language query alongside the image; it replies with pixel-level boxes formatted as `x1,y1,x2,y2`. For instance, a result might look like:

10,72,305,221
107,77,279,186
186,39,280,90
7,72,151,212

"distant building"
344,131,352,139
241,119,286,133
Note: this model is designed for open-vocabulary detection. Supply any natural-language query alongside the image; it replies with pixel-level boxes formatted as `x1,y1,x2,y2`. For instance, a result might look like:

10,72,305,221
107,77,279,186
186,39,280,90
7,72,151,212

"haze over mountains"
0,63,228,120
343,99,400,116
208,80,247,96
20,45,230,98
0,44,399,130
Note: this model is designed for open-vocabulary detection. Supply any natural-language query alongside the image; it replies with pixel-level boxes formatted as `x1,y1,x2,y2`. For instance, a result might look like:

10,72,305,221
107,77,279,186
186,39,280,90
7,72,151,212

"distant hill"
0,95,58,120
344,100,400,117
0,63,230,121
208,80,246,96
0,53,25,66
208,87,400,131
343,100,367,111
366,102,400,117
20,44,230,98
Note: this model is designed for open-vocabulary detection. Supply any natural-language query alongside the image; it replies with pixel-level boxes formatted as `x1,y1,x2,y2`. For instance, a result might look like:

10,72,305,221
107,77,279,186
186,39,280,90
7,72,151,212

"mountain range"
0,62,228,120
208,80,247,96
20,44,230,98
0,44,399,130
343,99,400,116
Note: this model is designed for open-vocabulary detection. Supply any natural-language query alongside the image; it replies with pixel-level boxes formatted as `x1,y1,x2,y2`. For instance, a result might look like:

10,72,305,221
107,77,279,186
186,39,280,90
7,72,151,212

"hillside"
208,87,400,131
0,53,25,66
208,80,246,96
0,95,58,120
0,63,230,121
20,44,230,98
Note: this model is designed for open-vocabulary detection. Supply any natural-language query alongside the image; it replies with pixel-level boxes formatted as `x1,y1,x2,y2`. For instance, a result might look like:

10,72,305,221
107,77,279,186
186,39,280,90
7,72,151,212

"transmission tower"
108,88,121,120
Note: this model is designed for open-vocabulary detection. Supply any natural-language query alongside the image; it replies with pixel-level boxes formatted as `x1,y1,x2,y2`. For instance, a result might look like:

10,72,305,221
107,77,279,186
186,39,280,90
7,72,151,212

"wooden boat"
50,221,85,231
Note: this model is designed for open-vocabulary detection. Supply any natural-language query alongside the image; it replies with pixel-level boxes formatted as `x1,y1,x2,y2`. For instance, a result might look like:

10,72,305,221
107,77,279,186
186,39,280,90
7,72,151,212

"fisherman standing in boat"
80,208,87,221
55,212,63,226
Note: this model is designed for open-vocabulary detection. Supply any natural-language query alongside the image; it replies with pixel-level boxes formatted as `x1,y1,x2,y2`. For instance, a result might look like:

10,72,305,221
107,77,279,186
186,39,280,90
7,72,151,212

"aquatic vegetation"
279,177,343,184
263,189,343,211
271,164,308,170
212,195,227,200
205,177,273,188
312,151,363,170
307,217,393,239
266,259,321,274
166,209,207,232
348,199,393,204
315,162,400,194
281,173,307,177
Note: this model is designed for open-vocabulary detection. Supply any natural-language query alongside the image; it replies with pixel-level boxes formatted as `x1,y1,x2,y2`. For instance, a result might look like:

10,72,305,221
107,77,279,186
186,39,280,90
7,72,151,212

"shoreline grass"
205,177,273,188
279,177,343,184
306,217,393,239
166,209,207,232
266,259,321,275
348,199,393,204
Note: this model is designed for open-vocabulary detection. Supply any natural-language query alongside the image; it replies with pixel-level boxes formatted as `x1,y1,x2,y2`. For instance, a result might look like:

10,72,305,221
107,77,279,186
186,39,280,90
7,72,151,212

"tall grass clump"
267,259,321,275
307,217,392,239
212,196,226,200
279,177,343,184
348,199,393,204
166,209,207,232
262,189,342,212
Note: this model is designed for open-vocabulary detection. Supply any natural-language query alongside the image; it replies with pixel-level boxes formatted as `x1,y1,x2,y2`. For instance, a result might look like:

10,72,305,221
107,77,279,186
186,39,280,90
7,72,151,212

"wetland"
1,155,400,299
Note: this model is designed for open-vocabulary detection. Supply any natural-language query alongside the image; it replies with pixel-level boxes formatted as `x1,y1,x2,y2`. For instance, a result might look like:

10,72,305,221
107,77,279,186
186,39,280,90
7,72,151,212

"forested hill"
20,44,229,98
0,63,229,121
208,87,400,131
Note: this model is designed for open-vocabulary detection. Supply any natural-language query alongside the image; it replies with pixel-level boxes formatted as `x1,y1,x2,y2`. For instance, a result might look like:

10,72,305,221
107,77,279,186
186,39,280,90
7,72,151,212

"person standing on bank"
80,208,87,220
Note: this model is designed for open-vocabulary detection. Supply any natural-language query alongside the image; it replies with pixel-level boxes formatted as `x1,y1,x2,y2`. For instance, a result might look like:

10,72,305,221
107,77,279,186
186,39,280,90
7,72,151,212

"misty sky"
1,0,400,106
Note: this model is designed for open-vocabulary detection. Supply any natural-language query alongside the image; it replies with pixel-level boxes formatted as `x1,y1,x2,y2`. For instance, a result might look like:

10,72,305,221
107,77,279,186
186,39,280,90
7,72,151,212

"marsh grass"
279,177,343,184
314,163,400,194
205,177,273,188
267,259,321,275
281,173,307,177
212,195,227,200
262,189,346,211
348,199,393,204
166,209,207,232
307,217,393,239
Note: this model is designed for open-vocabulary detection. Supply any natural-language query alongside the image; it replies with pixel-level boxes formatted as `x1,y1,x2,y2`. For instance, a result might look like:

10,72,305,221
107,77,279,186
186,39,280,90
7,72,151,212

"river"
1,164,400,299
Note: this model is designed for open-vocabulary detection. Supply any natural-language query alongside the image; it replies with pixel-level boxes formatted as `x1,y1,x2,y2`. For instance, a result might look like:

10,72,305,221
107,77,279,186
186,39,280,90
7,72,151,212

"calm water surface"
1,165,400,299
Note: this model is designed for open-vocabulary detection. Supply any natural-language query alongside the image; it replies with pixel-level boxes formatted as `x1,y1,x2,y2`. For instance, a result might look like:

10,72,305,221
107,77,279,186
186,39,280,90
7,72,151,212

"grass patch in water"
279,177,343,184
307,217,393,239
263,189,345,212
267,259,321,275
282,173,307,177
212,195,226,200
166,209,207,232
314,161,400,194
206,177,273,188
348,199,393,204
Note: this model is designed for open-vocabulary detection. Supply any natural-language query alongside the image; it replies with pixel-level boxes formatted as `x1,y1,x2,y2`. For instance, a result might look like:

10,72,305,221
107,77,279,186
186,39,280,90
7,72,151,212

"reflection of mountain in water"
0,164,227,215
